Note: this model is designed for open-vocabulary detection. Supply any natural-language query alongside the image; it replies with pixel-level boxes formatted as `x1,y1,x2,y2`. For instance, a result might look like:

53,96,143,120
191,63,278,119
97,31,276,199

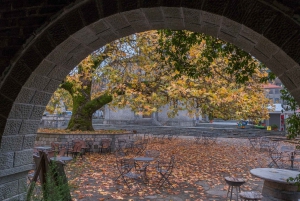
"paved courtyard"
59,137,281,201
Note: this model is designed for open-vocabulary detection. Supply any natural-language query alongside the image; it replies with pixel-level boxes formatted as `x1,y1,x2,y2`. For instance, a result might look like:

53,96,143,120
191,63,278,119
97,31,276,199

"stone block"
291,88,300,104
57,37,81,54
24,73,50,90
46,48,69,66
201,11,222,26
200,22,220,38
3,120,22,136
30,106,45,120
273,50,298,70
14,149,34,167
0,152,14,170
250,47,270,65
0,164,34,178
30,91,53,106
266,57,287,77
221,17,242,37
279,73,297,91
183,8,201,25
86,37,106,51
89,19,110,35
235,35,255,53
162,7,182,19
68,44,93,62
72,27,98,45
255,37,279,59
43,79,61,94
165,22,185,31
19,120,40,134
184,23,202,34
0,171,28,185
34,59,56,76
285,66,300,87
96,29,119,44
114,26,136,38
105,13,130,31
0,136,23,152
61,57,81,71
122,9,146,22
143,7,164,22
14,88,36,104
130,20,151,33
8,103,33,119
18,177,27,194
218,31,237,45
149,21,165,30
239,25,261,45
22,135,37,149
0,76,22,101
0,181,19,201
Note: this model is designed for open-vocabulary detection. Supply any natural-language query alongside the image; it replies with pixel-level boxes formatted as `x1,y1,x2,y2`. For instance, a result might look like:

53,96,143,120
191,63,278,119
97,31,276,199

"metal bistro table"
134,157,154,181
35,146,52,151
250,168,300,201
50,156,73,162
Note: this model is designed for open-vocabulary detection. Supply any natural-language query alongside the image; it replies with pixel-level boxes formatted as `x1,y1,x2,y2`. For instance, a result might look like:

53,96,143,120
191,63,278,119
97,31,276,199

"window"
275,89,280,94
269,89,273,94
275,98,279,103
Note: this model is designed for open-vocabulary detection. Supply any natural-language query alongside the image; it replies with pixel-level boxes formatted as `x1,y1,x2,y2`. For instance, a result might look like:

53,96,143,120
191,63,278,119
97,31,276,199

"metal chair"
268,150,282,168
84,140,94,154
99,139,112,153
115,158,142,190
134,139,148,155
156,155,175,188
70,141,83,158
259,137,270,152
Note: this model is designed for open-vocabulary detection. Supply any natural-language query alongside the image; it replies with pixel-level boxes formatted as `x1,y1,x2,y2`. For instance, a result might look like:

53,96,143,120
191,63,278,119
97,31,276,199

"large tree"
47,30,271,131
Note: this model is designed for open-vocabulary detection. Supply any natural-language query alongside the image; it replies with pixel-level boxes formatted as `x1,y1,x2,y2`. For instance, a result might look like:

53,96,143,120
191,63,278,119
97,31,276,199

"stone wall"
35,132,136,152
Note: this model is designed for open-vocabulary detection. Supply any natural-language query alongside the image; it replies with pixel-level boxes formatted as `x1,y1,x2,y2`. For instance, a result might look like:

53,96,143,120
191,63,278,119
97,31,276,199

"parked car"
63,111,72,116
43,111,50,116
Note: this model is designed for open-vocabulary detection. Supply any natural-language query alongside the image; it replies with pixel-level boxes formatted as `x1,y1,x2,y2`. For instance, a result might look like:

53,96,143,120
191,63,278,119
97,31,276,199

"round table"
250,168,300,201
35,146,52,151
50,156,73,162
134,157,154,162
224,177,246,200
134,157,154,181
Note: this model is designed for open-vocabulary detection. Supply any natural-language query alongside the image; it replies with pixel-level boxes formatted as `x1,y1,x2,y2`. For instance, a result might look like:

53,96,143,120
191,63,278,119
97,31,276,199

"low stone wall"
36,126,287,153
35,132,136,152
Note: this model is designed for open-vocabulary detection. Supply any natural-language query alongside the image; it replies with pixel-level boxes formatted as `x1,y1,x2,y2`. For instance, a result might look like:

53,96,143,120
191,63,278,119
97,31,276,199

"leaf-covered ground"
63,137,294,201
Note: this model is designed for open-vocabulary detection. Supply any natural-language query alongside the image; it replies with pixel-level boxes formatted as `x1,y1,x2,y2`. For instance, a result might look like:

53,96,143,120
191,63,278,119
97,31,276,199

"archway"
1,1,300,199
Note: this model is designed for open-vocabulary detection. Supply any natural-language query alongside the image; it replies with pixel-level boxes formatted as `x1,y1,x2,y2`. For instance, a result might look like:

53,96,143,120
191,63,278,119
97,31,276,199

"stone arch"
1,1,300,199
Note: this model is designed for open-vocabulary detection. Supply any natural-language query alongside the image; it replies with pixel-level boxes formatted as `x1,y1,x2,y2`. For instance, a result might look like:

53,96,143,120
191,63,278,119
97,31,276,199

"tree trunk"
67,93,113,131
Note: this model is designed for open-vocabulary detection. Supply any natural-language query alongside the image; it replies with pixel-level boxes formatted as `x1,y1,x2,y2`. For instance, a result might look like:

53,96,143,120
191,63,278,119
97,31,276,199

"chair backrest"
73,141,82,152
157,155,175,173
51,142,59,151
85,140,93,148
145,150,160,159
101,139,111,148
116,158,134,173
46,150,55,160
58,147,66,157
80,140,87,148
117,138,127,149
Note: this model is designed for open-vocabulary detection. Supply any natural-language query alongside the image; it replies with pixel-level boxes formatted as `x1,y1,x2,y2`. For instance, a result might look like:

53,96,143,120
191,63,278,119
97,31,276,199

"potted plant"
271,124,278,131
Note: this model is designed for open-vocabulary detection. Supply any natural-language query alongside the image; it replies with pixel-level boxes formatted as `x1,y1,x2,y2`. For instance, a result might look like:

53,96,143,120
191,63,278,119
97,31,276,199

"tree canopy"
46,30,271,131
